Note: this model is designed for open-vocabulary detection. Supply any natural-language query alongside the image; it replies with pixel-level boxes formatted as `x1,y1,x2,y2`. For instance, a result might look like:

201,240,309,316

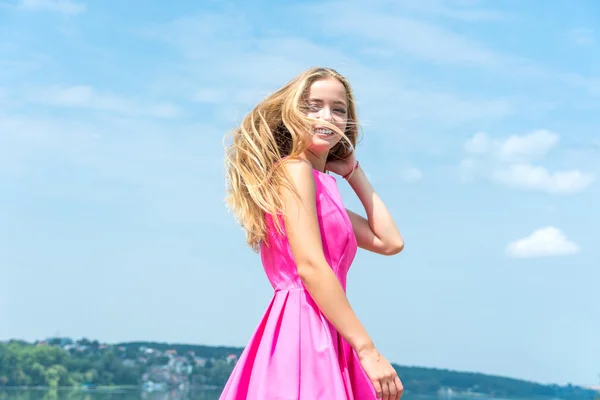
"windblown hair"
224,67,360,251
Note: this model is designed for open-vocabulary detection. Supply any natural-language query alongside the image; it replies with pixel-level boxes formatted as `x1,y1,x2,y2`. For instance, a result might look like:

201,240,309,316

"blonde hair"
224,67,360,251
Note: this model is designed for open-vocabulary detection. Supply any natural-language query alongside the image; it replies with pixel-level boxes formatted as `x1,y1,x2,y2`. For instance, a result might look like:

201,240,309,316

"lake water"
0,388,494,400
0,388,221,400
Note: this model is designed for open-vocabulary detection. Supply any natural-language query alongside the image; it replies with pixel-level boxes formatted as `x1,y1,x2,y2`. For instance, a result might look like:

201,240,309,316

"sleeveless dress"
219,169,377,399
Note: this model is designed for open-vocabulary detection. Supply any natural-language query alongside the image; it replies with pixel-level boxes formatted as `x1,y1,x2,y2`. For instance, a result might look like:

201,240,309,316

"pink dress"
219,170,377,399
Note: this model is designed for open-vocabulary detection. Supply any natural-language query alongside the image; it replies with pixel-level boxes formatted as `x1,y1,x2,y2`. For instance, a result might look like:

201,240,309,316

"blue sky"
1,0,599,388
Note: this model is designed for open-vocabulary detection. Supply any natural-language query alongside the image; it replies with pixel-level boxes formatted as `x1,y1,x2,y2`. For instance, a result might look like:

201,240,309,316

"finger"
394,376,404,400
382,380,391,400
372,379,383,399
388,378,398,400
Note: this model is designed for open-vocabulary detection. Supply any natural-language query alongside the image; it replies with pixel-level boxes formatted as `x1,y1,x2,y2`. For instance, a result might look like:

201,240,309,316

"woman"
221,67,405,400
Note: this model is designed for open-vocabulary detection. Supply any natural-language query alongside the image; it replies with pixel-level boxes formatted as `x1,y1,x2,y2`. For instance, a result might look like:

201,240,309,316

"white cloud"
506,227,580,258
461,130,594,194
30,85,178,118
568,28,594,46
497,130,559,161
492,164,594,194
464,130,559,161
19,0,85,15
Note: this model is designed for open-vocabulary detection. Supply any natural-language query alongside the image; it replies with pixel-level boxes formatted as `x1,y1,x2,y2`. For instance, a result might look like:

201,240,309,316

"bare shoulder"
278,158,325,265
281,157,314,178
280,157,316,195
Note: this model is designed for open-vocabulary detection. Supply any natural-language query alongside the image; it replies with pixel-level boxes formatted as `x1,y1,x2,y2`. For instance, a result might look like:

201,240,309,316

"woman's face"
304,77,348,154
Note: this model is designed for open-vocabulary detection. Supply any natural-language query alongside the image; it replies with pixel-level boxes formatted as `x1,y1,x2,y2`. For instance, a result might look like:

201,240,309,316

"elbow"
297,260,325,283
382,240,404,256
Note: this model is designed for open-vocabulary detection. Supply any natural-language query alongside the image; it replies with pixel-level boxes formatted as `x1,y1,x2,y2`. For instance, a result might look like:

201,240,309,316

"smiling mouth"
315,128,334,136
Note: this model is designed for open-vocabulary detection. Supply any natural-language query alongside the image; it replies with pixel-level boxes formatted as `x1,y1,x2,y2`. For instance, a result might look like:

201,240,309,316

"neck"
303,150,328,173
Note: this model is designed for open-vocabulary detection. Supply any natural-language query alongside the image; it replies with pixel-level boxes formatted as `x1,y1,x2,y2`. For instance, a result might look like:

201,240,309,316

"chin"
309,140,339,154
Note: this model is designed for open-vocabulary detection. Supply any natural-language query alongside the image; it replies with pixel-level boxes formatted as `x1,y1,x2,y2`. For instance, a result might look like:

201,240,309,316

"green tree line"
393,364,598,399
1,339,598,400
0,341,140,387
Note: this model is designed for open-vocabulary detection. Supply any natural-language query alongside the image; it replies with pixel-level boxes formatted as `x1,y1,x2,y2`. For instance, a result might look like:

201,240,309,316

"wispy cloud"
492,164,594,194
290,1,600,99
464,130,559,162
19,0,85,15
298,2,504,69
0,114,99,176
146,12,516,137
0,114,219,174
399,0,508,22
460,130,595,194
0,112,225,227
29,85,179,118
568,28,594,47
506,227,580,258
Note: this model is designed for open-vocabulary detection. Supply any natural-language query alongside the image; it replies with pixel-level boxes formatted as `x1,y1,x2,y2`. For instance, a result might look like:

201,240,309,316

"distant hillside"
1,338,597,400
392,364,597,399
116,341,597,400
115,341,242,360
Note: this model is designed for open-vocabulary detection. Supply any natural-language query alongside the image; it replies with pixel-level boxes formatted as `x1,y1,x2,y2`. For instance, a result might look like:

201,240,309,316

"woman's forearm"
281,159,377,355
298,261,375,354
347,166,404,253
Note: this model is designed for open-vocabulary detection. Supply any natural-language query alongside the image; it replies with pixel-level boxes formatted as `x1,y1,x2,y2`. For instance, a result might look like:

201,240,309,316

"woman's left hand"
325,152,357,178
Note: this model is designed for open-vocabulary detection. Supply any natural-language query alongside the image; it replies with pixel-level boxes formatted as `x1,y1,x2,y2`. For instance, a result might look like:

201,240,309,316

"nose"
320,107,334,121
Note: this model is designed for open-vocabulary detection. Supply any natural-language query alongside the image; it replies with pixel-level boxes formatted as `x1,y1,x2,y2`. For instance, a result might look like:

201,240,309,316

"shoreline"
0,385,139,391
0,386,593,400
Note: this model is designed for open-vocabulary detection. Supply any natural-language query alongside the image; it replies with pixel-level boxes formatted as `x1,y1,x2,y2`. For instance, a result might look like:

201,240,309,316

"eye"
335,108,346,114
309,104,321,112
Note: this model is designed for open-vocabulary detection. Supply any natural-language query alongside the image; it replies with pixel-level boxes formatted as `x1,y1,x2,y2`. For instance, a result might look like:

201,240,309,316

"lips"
314,128,334,136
